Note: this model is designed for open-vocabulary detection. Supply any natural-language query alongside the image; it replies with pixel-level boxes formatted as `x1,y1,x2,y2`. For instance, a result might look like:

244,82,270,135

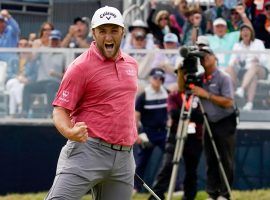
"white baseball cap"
91,6,124,29
213,18,227,26
164,33,178,43
196,35,209,46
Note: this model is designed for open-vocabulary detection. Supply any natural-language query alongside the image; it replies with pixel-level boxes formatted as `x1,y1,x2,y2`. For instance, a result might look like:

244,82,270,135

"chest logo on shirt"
125,69,136,76
59,90,70,102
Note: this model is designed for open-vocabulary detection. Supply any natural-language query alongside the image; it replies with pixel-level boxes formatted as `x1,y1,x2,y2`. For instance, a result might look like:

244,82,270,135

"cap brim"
50,37,61,40
128,26,149,33
92,22,124,29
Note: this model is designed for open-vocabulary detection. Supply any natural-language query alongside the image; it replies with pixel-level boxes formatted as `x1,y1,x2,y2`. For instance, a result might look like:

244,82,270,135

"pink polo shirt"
53,42,138,146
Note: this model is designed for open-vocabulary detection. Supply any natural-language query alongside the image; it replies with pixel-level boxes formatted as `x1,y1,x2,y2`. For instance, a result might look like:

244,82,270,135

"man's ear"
91,29,96,41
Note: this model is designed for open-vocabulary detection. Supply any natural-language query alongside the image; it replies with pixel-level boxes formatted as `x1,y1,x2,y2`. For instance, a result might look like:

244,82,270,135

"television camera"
179,46,205,89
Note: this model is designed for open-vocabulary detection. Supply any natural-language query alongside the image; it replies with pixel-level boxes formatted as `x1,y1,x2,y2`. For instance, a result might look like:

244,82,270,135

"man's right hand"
67,122,88,143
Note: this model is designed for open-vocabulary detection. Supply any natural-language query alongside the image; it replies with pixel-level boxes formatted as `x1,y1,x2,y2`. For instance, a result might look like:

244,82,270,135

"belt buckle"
111,144,122,151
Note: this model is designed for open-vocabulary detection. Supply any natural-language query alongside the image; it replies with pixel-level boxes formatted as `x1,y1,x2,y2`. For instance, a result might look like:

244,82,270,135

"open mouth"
105,43,114,50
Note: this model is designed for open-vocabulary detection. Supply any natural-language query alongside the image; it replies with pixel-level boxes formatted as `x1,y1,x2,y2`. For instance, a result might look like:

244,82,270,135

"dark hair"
239,24,255,42
39,22,54,38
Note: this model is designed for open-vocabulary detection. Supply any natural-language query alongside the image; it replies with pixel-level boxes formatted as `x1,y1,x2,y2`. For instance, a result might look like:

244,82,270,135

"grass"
1,190,270,200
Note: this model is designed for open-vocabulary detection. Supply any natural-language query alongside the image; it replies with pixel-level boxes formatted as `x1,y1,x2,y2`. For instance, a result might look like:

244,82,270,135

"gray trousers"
45,139,135,200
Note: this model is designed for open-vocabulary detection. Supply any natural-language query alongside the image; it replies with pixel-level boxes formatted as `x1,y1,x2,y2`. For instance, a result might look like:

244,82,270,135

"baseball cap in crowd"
213,18,227,26
196,35,209,46
163,33,178,43
128,19,149,33
150,68,165,80
74,16,90,26
49,29,62,40
91,6,124,29
134,31,146,39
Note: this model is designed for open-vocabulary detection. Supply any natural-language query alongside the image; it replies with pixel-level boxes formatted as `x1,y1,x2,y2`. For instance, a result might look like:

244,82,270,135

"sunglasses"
135,37,146,41
42,28,52,31
159,17,168,21
153,76,163,81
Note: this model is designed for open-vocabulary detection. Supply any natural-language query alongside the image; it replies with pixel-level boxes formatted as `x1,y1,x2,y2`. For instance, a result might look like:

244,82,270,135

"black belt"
88,137,132,152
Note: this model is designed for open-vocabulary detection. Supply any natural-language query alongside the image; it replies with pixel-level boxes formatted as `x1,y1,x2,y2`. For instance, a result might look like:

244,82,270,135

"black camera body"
179,46,204,89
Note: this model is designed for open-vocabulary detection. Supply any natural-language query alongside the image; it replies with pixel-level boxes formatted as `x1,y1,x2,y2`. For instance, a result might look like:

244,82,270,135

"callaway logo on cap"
91,6,124,29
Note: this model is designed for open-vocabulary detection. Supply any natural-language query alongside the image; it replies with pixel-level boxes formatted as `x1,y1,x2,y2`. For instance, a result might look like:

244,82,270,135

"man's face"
199,53,215,69
50,39,61,47
75,21,88,37
131,28,147,49
92,24,124,60
230,9,241,22
163,41,177,49
213,24,227,37
18,39,29,48
150,76,163,89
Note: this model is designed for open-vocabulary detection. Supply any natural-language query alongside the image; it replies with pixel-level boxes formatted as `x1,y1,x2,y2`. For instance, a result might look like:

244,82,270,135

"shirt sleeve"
52,64,86,111
220,73,234,99
135,92,145,113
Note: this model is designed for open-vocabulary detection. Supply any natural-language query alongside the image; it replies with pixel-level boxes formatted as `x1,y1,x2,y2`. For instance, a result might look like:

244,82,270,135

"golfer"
45,6,138,200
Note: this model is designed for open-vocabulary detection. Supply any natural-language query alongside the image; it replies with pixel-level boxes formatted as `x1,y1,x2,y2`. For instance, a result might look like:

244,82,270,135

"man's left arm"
191,73,234,109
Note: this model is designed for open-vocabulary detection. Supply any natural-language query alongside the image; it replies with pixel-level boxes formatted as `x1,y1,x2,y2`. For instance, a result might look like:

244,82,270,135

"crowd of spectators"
0,0,270,118
1,1,270,200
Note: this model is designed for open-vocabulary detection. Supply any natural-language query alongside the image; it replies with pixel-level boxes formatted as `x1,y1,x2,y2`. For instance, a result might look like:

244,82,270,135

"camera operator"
191,46,237,200
148,66,204,200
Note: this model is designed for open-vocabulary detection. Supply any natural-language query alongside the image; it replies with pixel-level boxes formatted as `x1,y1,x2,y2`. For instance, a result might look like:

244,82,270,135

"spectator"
32,22,54,48
182,7,206,45
28,32,37,47
147,0,181,48
242,0,257,22
6,38,38,117
134,68,168,193
227,24,268,111
122,19,153,50
0,9,20,62
123,19,156,93
151,33,181,92
204,0,231,33
170,0,189,35
22,30,65,118
148,66,203,200
253,1,270,48
207,18,240,69
61,17,92,48
191,46,237,200
227,3,252,32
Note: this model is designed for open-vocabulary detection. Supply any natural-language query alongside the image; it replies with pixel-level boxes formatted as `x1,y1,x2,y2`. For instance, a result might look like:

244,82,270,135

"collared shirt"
136,85,168,130
200,69,235,122
207,31,240,69
53,42,138,146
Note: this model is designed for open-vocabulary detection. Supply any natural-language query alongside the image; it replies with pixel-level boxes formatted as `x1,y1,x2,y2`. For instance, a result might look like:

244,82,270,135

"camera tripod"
166,92,232,200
